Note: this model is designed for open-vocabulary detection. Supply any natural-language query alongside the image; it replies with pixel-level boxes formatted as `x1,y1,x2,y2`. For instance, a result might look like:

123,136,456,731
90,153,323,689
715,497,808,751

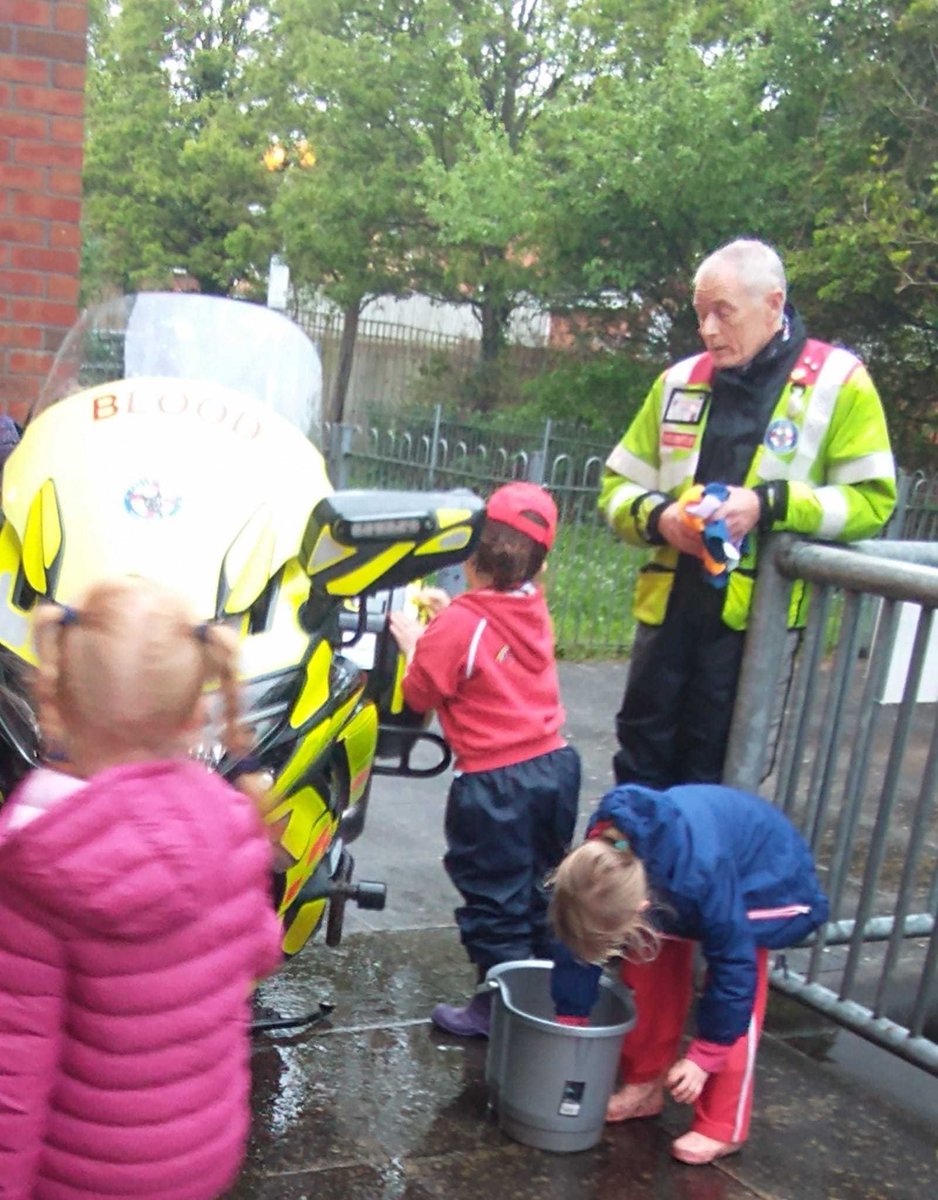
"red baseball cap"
485,482,558,550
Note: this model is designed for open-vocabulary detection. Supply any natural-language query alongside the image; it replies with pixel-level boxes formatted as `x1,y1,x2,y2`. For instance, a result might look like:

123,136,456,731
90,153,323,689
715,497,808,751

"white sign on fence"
880,602,938,704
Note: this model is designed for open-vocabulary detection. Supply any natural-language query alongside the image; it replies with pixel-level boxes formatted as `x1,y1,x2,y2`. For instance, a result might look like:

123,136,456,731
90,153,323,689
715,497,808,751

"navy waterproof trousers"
443,744,581,972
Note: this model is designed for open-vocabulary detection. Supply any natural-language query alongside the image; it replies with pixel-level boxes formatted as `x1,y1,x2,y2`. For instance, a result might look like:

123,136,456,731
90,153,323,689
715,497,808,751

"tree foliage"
80,0,937,462
82,1,273,296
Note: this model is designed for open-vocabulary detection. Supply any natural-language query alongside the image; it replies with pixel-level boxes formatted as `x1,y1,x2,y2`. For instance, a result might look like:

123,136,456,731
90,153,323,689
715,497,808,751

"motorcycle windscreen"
0,379,332,665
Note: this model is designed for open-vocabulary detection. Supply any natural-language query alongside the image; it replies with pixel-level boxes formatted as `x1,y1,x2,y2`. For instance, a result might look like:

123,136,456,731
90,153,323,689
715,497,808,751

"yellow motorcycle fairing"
0,379,332,663
269,698,380,956
303,492,480,598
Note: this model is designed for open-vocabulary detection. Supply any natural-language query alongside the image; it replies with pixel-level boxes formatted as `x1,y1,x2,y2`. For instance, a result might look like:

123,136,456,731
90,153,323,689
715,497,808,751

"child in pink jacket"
0,576,283,1200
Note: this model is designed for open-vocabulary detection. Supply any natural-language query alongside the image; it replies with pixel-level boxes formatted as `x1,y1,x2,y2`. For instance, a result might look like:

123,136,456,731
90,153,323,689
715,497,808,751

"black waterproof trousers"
443,744,581,972
613,557,746,788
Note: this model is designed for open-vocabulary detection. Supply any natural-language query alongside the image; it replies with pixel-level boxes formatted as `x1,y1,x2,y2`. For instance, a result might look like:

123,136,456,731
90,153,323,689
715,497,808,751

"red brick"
5,2,53,28
52,62,85,90
10,245,79,274
0,29,13,53
15,141,82,168
0,53,49,84
42,324,70,352
50,115,84,144
49,168,82,196
11,297,75,326
0,268,43,295
0,377,41,412
0,323,42,348
0,217,45,245
0,112,47,139
14,194,82,223
6,399,34,424
0,137,10,161
15,84,85,117
16,30,87,65
54,3,88,35
49,222,80,248
45,274,79,303
8,348,53,375
0,162,45,190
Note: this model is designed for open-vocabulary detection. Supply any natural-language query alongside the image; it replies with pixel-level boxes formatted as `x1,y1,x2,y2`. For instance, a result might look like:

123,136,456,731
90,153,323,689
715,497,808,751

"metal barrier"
725,534,938,1074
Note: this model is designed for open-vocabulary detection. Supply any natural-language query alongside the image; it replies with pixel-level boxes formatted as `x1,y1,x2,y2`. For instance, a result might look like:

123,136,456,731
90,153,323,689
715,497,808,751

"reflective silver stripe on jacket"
813,485,850,537
785,347,859,482
606,444,659,492
828,450,896,486
606,480,641,525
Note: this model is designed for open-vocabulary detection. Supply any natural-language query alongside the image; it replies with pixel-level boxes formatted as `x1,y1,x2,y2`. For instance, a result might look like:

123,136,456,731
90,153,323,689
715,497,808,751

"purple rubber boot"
431,990,491,1037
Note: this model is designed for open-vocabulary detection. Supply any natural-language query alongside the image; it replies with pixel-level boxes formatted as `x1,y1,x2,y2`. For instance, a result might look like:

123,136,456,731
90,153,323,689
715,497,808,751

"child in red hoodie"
390,482,580,1037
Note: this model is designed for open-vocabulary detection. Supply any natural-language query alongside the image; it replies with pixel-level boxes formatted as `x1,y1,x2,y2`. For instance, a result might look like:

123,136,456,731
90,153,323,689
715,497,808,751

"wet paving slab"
228,927,938,1200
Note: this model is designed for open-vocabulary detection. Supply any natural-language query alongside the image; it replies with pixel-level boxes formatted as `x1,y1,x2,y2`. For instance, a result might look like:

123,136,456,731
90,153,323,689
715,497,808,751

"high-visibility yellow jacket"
599,339,897,631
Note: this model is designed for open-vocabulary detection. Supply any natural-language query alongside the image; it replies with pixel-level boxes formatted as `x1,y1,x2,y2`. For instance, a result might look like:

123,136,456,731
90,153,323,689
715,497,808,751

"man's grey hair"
694,239,787,302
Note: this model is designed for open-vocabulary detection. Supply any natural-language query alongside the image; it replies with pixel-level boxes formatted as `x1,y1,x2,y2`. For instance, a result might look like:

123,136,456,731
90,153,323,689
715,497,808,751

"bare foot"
671,1131,742,1165
605,1079,665,1122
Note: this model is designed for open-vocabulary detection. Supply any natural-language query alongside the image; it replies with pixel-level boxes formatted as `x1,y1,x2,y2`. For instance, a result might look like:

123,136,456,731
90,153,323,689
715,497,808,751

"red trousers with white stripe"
618,939,770,1144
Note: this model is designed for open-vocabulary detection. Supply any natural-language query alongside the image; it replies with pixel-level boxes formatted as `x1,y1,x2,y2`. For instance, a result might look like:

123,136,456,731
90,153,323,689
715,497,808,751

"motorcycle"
0,291,483,961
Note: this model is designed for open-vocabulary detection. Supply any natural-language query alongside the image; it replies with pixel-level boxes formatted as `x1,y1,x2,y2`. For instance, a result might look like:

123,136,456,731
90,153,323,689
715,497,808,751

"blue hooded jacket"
552,783,829,1045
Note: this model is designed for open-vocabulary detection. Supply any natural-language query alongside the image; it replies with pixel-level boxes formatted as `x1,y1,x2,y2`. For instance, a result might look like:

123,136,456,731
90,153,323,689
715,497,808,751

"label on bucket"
558,1080,585,1117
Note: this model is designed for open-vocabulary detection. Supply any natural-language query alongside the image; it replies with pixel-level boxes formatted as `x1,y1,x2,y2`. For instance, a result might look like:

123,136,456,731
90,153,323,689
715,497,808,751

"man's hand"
711,485,761,543
388,611,424,664
667,1057,709,1104
658,502,706,558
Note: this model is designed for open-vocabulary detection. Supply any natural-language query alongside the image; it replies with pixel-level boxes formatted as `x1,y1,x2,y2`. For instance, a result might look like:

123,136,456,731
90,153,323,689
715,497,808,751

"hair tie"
59,605,79,627
193,622,211,644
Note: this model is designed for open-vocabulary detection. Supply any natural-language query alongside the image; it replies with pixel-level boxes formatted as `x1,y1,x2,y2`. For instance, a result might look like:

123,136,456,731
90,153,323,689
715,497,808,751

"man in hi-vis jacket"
601,238,896,788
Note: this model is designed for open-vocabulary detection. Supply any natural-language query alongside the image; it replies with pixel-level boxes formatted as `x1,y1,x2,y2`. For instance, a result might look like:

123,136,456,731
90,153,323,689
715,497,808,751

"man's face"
693,266,784,369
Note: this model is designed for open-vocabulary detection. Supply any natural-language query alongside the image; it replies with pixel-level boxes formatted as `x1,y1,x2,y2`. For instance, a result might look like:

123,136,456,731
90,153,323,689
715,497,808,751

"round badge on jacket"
764,418,799,454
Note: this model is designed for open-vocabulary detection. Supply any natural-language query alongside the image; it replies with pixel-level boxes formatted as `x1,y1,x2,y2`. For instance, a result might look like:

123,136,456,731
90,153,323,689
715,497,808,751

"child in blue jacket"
550,782,828,1166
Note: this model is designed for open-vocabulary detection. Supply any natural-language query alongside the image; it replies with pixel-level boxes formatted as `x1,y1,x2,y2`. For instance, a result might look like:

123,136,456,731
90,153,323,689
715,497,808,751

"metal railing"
324,409,936,658
725,535,938,1074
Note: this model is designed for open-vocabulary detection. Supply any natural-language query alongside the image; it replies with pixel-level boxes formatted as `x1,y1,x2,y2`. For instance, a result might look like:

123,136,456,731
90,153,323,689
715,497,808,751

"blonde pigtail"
193,621,250,758
193,622,287,855
31,605,78,749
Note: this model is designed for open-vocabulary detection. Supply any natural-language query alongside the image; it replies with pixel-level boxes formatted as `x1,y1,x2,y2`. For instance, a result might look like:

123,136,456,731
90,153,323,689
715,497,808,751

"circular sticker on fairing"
764,418,799,454
124,479,182,519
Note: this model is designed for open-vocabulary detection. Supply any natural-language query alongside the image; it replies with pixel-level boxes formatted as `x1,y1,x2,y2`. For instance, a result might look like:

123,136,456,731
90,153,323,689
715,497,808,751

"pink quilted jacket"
0,760,283,1199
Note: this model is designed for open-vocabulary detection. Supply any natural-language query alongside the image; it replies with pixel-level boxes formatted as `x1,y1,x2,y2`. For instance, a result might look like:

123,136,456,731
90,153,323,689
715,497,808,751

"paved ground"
229,661,938,1200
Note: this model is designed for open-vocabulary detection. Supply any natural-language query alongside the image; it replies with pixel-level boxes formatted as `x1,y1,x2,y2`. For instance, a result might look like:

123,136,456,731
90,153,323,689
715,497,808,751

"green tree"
82,1,272,297
256,1,624,416
528,1,936,464
778,0,937,466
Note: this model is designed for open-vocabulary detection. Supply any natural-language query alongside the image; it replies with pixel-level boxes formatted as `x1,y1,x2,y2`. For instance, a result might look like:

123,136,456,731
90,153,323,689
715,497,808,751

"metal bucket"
484,959,636,1153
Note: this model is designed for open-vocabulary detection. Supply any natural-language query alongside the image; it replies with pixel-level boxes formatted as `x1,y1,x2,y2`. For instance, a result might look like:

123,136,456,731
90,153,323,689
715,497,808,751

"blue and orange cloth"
678,482,749,589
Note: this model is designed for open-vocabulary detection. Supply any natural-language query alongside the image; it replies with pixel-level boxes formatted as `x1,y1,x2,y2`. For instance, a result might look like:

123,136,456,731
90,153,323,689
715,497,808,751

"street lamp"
263,137,316,172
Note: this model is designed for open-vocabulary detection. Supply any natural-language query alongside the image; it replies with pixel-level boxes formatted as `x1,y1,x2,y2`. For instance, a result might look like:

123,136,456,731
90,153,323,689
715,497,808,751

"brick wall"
0,1,88,422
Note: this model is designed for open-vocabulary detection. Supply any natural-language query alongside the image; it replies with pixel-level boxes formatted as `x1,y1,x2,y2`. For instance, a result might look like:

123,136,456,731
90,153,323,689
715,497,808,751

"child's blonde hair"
549,837,658,966
33,576,249,764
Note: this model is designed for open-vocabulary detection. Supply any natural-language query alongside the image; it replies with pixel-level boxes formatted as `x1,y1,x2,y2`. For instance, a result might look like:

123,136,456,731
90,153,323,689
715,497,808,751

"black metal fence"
326,408,937,659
